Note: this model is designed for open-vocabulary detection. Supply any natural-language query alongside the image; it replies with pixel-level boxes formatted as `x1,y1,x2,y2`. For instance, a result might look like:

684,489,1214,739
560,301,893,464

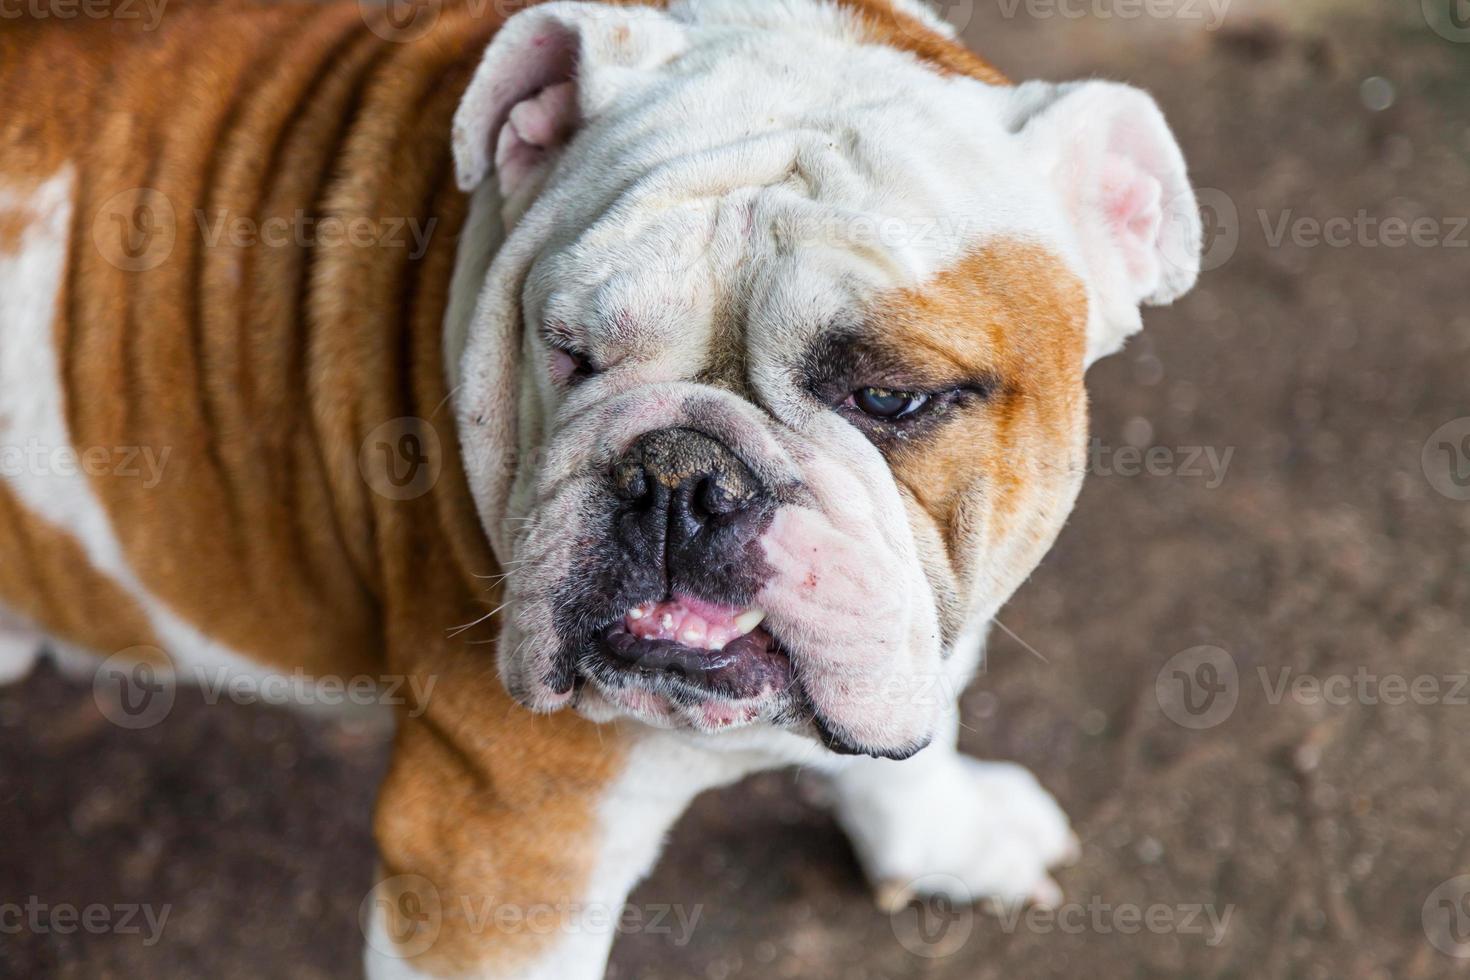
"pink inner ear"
1098,150,1165,291
493,81,578,199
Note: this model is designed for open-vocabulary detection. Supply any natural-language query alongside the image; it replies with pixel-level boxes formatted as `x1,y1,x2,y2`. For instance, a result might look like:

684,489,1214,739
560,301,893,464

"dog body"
0,1,1200,976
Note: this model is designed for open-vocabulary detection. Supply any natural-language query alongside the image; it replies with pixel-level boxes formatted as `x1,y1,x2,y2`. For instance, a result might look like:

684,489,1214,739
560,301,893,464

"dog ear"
452,2,687,206
1008,80,1202,363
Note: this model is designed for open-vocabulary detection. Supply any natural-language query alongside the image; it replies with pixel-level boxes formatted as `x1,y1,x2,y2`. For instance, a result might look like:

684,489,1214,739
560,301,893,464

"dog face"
448,0,1201,758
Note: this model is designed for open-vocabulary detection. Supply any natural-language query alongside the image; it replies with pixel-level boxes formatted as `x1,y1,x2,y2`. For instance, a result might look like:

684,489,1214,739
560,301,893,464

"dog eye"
849,387,930,420
550,347,596,386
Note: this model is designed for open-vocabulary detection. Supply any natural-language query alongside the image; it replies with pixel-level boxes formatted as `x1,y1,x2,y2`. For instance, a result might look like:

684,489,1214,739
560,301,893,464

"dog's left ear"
1008,80,1202,363
452,2,687,209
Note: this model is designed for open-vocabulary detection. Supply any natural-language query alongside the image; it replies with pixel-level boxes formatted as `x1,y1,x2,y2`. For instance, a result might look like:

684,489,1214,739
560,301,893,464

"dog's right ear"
1005,80,1201,364
452,2,687,207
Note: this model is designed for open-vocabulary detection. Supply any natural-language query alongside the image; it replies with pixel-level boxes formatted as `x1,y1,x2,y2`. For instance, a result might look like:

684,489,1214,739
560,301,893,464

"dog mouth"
576,595,796,730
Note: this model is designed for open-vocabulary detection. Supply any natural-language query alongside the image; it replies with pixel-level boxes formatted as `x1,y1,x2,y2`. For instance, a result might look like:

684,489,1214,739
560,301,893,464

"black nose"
612,428,771,597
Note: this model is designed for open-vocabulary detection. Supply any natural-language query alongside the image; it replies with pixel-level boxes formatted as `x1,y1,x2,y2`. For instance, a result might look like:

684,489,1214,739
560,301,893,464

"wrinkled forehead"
522,26,1081,361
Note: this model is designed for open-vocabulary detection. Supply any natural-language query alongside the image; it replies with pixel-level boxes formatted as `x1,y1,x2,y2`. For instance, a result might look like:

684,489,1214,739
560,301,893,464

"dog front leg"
828,711,1080,912
364,710,728,980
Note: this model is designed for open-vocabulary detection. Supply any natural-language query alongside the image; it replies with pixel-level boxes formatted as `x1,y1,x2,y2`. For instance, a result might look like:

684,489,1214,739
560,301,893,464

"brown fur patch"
864,241,1089,604
0,210,27,252
0,484,159,654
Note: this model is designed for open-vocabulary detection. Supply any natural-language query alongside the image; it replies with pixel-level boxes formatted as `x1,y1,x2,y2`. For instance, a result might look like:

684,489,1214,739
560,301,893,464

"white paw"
843,757,1078,912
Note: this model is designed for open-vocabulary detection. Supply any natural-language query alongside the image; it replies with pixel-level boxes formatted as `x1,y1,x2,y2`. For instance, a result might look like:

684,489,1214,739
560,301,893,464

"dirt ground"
4,1,1469,977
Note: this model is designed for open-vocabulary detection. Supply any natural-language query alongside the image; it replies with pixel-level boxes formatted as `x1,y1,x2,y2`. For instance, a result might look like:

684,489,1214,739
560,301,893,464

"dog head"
447,0,1201,758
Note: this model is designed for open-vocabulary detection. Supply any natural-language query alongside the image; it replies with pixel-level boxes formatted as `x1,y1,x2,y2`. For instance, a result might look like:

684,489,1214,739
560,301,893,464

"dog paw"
843,757,1078,912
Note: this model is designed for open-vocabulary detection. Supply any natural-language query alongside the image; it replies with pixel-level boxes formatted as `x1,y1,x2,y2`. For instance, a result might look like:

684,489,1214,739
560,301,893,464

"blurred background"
4,0,1469,976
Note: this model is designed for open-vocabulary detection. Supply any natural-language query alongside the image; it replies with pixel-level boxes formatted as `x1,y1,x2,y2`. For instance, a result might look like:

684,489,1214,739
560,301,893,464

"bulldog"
0,0,1201,976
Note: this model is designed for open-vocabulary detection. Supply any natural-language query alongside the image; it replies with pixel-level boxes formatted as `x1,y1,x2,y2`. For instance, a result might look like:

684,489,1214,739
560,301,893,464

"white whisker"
446,600,512,639
429,383,464,421
991,617,1050,665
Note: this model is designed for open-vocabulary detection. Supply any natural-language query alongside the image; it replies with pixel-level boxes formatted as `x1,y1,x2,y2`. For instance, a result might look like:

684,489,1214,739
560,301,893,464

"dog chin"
571,684,778,735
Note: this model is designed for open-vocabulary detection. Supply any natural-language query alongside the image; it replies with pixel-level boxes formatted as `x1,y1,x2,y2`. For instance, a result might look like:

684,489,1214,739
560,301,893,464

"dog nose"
612,428,770,589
